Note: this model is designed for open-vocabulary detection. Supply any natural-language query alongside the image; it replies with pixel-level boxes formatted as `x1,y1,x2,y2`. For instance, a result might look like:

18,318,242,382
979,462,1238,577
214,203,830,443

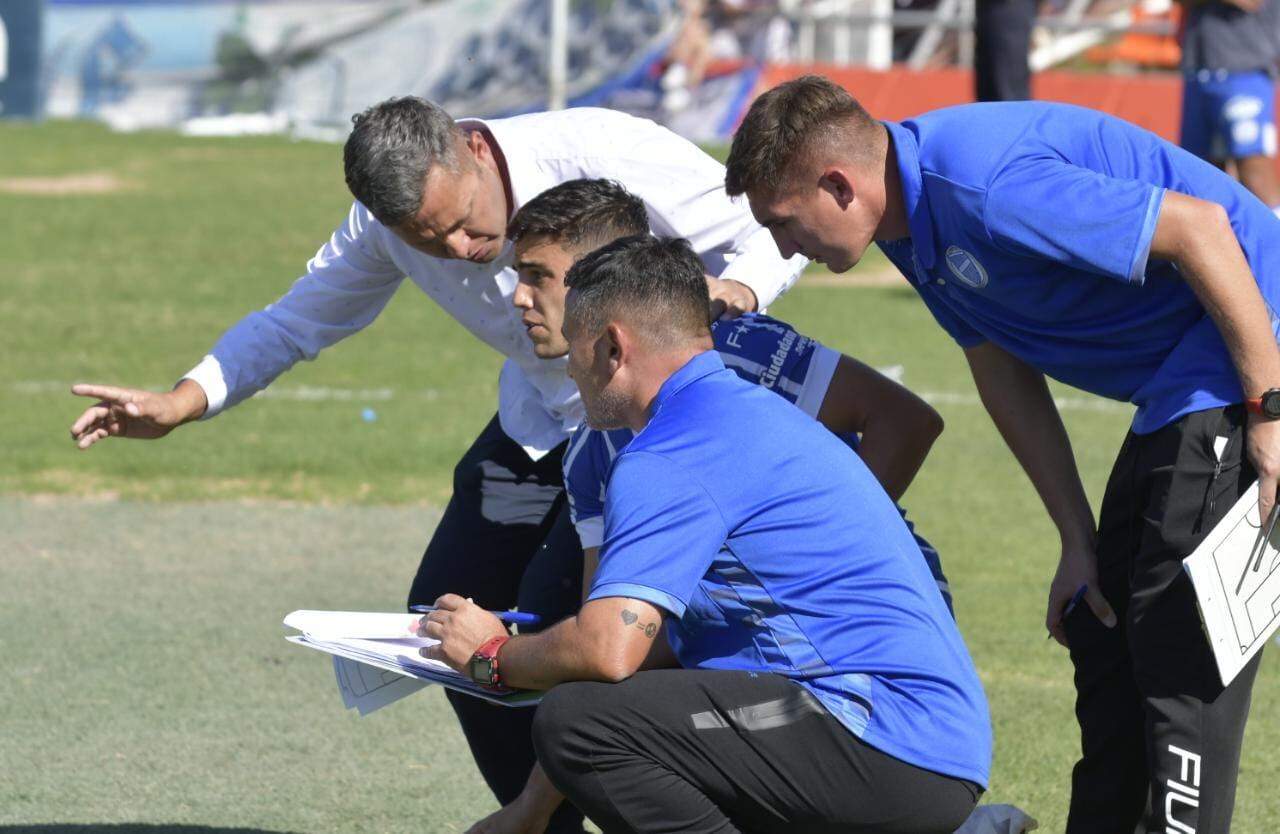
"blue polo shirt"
565,312,953,610
589,350,992,787
878,102,1280,433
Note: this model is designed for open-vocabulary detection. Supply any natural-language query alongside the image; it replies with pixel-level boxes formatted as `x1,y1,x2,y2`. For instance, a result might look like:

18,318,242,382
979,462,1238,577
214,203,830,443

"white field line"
21,378,1130,413
21,380,406,402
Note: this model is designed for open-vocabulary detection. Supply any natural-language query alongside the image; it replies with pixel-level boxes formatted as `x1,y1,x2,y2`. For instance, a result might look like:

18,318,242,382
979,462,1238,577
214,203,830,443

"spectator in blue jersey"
1178,0,1280,216
725,74,1280,833
419,235,992,834
505,177,952,615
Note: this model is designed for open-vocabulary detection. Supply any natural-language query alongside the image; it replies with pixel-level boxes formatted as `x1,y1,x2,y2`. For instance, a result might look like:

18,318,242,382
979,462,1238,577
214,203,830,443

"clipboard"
1183,482,1280,686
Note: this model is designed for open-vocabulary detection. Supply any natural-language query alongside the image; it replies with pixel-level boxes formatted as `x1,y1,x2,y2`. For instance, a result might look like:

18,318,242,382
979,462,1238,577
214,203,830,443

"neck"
473,127,515,220
627,340,710,431
873,134,909,241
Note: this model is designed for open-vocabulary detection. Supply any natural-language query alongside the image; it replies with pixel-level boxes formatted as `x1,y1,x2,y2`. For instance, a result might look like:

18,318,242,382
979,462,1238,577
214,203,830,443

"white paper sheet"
1183,482,1280,685
333,655,428,715
284,609,424,640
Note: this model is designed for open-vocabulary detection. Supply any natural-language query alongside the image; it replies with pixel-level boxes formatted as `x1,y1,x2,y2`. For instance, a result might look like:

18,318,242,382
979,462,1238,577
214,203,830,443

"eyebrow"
514,258,556,278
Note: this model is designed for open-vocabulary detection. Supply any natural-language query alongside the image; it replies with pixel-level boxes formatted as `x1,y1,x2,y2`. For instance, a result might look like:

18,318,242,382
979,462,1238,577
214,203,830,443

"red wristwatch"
1245,388,1280,420
468,635,511,689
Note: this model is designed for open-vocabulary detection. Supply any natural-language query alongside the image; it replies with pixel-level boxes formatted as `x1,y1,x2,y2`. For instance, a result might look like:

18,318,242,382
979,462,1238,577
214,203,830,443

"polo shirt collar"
650,350,725,417
883,120,936,271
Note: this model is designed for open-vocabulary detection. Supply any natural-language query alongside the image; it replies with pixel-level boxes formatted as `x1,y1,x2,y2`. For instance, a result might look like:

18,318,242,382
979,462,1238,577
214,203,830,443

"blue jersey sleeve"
588,450,729,618
562,427,634,549
710,313,841,416
983,158,1165,286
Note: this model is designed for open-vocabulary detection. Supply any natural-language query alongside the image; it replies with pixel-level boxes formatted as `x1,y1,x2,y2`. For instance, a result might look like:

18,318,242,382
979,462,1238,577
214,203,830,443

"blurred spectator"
663,0,715,109
709,0,794,63
1179,0,1280,215
974,0,1037,101
662,0,792,110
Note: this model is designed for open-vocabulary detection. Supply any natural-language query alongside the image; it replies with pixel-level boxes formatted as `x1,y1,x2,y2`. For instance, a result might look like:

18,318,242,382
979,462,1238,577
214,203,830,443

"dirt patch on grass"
0,171,130,195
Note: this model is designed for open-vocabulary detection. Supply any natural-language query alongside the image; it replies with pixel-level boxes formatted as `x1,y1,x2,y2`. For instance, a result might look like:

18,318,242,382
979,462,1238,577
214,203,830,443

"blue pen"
1048,584,1089,640
1062,584,1089,620
411,604,542,627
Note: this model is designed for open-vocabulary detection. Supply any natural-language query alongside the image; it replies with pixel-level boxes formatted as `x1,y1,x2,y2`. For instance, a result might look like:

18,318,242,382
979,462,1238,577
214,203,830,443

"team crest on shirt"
944,246,989,290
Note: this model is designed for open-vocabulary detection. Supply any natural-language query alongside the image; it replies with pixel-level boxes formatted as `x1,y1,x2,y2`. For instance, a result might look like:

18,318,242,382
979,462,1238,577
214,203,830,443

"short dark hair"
507,179,651,253
343,96,462,226
564,235,711,346
725,74,882,198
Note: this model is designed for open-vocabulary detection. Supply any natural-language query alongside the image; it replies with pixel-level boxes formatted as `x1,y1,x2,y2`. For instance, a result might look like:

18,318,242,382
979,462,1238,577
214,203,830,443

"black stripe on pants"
407,414,586,834
1066,405,1264,833
533,669,981,834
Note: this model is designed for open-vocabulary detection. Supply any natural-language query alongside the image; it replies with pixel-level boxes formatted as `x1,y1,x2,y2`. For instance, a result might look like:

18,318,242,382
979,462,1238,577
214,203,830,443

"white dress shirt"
183,107,806,458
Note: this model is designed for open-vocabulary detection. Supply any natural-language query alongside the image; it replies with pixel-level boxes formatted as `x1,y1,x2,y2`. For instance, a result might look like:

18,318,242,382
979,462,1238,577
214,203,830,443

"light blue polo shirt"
565,312,953,611
878,102,1280,433
589,350,992,788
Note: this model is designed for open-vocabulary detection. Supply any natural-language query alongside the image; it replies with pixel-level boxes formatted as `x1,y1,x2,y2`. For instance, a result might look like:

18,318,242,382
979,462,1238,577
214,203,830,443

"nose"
769,229,798,260
512,281,532,310
444,229,471,260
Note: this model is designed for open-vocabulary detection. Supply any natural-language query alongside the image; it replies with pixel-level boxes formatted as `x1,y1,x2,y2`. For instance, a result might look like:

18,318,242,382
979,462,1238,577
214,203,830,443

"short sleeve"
711,313,839,414
984,158,1165,286
589,451,729,618
562,428,612,549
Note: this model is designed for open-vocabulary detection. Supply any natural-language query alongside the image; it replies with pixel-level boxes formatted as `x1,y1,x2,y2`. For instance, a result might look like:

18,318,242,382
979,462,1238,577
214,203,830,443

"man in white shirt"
67,96,804,832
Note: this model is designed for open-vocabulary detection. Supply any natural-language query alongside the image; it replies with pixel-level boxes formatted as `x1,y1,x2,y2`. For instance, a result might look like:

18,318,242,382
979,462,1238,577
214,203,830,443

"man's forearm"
500,600,665,690
965,343,1096,547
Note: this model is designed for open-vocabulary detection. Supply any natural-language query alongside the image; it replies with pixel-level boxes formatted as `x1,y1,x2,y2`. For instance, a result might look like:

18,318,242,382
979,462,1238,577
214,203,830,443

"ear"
601,322,628,376
820,168,855,210
463,129,489,165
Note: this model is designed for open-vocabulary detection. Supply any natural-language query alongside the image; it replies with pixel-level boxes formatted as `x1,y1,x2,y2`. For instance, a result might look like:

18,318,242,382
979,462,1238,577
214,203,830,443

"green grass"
4,121,1278,833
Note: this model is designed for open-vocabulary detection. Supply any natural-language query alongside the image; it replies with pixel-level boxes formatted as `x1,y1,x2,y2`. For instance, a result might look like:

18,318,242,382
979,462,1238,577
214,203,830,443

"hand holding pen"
414,594,540,673
1047,584,1089,641
411,603,541,626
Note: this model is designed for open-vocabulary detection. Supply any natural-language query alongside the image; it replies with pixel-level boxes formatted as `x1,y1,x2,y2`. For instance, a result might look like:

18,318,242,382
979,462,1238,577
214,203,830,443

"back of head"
507,178,651,253
344,96,462,226
724,74,881,199
564,235,711,349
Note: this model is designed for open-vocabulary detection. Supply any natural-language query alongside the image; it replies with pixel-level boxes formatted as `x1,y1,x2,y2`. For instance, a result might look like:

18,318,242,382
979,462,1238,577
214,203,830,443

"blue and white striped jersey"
562,312,953,611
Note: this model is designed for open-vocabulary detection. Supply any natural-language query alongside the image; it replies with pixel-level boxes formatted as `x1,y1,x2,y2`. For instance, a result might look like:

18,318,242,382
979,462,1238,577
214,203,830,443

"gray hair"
343,96,463,226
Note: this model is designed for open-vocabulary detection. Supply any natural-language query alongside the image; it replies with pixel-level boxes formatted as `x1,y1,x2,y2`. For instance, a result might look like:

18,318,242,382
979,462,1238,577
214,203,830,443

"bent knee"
533,682,613,770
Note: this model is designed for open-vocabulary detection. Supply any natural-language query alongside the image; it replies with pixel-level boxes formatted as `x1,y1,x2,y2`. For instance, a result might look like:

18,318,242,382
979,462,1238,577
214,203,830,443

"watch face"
470,657,495,685
1264,391,1280,419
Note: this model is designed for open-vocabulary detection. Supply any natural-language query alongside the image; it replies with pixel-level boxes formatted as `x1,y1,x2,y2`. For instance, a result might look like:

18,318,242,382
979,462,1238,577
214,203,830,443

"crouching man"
422,235,991,834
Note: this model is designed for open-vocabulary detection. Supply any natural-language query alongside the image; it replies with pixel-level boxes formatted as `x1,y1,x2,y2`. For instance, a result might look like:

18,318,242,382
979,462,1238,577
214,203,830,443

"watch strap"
1246,388,1280,419
470,635,511,689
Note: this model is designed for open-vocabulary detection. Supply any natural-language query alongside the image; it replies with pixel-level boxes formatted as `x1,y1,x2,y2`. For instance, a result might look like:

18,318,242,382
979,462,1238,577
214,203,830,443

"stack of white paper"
284,610,541,714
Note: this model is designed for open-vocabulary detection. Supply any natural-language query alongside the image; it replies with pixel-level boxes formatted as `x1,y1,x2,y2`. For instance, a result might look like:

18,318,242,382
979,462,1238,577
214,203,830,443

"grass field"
4,120,1278,833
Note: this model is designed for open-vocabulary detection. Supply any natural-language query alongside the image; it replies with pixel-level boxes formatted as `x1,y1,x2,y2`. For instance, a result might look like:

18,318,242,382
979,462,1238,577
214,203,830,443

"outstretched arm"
964,342,1116,645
